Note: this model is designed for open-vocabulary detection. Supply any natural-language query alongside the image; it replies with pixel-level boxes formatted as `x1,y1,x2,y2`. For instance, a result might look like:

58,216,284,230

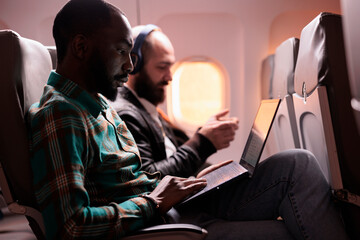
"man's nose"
165,69,172,82
123,54,134,74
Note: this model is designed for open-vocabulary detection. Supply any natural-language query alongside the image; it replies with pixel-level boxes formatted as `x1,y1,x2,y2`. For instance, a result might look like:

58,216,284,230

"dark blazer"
111,87,216,177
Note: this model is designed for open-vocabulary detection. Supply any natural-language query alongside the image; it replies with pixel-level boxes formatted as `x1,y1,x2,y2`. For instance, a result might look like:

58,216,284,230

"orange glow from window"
168,58,228,130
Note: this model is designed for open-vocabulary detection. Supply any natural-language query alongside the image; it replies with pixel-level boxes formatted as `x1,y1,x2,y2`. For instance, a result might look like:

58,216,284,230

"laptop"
179,98,281,205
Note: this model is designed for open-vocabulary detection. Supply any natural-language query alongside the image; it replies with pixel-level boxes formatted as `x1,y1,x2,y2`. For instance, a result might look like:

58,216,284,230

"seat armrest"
122,223,208,240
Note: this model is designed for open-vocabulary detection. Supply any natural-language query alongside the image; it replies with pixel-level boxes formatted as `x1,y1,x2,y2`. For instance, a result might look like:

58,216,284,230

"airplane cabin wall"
0,0,138,46
0,0,341,164
136,0,341,163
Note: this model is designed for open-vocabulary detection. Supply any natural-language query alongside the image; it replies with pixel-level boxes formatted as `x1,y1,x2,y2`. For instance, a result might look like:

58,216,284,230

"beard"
133,68,167,105
88,50,119,101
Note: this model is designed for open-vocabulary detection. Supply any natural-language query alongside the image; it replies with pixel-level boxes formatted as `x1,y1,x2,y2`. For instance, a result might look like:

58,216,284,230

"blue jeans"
171,149,348,240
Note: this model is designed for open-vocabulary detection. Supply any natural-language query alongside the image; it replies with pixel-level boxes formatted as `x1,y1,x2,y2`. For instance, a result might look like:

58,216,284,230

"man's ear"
71,34,88,60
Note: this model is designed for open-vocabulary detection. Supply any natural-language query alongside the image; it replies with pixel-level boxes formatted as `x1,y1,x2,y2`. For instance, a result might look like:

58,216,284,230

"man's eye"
117,49,126,55
158,65,167,70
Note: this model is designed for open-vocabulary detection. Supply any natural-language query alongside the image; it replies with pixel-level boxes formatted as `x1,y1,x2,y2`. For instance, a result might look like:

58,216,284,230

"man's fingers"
217,159,234,167
214,121,239,131
221,129,236,139
229,117,239,126
183,177,207,186
183,178,207,192
214,109,230,120
196,160,233,178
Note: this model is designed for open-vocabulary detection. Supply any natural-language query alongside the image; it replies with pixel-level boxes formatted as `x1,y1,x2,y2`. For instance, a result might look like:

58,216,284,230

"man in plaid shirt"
27,0,349,239
27,0,206,239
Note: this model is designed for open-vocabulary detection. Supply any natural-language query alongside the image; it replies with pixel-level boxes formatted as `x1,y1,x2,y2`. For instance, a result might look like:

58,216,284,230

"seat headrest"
272,37,299,99
0,30,52,114
294,12,348,97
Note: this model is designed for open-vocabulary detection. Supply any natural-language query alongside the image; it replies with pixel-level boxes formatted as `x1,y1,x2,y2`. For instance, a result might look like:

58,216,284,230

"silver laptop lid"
240,99,281,176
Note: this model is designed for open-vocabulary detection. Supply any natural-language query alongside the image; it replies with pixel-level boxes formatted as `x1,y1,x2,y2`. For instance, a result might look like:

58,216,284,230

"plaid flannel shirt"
28,71,160,239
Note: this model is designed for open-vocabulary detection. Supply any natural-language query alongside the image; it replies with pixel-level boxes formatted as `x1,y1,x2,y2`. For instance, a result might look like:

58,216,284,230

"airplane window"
167,57,228,132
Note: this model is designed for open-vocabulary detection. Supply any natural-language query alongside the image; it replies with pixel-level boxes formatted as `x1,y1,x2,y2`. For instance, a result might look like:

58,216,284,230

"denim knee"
263,149,325,185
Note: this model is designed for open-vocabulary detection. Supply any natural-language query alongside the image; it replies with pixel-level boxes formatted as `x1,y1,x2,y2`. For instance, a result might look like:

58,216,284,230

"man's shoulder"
28,88,85,122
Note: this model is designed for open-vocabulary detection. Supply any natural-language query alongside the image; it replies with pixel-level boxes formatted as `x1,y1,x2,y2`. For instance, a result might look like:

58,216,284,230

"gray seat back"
272,37,300,151
46,46,57,69
0,29,52,239
260,54,278,160
341,0,360,135
292,12,360,238
260,54,274,99
0,30,51,207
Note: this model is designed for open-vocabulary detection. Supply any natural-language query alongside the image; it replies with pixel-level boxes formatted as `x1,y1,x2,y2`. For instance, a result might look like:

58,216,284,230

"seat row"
261,12,360,239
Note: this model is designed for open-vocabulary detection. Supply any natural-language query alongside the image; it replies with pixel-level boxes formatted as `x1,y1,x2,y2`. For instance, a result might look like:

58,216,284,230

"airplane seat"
46,46,57,69
341,0,360,135
292,12,360,239
271,37,300,151
0,29,207,240
260,54,274,100
260,54,278,159
0,29,51,240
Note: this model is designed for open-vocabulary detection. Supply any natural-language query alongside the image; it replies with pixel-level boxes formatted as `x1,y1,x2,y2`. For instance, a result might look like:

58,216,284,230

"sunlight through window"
167,57,228,132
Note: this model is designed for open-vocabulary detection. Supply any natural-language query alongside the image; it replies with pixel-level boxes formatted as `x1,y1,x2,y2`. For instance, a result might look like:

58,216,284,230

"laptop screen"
178,98,280,205
240,99,281,175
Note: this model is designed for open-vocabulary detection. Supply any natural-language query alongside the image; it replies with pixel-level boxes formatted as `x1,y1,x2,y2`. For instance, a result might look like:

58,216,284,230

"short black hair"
53,0,122,64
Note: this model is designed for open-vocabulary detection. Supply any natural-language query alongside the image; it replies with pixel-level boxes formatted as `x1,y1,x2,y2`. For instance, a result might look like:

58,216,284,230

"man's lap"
168,149,325,239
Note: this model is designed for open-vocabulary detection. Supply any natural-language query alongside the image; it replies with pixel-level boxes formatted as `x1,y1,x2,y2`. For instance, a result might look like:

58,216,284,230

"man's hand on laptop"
196,160,234,178
148,176,207,214
198,109,239,150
